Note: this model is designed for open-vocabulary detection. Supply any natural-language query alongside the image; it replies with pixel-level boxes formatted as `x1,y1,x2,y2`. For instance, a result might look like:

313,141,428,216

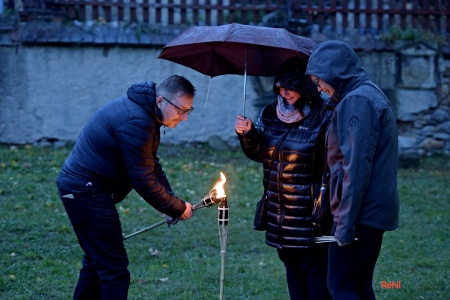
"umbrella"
158,23,316,115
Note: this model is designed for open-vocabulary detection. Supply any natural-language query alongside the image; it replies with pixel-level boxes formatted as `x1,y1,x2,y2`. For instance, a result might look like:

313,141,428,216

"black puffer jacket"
56,81,186,218
239,100,330,249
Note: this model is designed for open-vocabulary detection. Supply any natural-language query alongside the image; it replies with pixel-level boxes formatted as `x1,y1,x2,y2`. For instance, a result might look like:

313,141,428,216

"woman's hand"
235,115,252,134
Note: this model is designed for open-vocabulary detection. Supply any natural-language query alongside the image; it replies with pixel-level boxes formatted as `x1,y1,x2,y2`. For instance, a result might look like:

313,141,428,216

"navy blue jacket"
56,82,186,218
306,41,400,243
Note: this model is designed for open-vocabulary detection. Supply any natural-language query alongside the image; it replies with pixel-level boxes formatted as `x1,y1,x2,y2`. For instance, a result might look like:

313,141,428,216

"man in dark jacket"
56,75,196,299
306,40,400,299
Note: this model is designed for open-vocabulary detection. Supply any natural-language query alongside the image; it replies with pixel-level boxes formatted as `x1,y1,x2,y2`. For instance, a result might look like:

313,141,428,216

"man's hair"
156,75,196,98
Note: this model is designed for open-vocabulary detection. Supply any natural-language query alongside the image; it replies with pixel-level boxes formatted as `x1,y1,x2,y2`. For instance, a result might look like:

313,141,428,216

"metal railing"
11,0,450,34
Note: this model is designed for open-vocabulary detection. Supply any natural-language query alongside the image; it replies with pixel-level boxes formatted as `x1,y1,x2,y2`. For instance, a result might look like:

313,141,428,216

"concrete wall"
1,42,449,158
0,45,258,148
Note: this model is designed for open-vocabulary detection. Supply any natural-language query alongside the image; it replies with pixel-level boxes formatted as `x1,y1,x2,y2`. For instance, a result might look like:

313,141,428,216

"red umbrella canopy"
158,23,316,77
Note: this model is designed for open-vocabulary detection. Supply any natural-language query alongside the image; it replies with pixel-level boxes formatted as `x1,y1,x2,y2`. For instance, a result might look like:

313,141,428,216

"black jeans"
59,188,130,300
328,224,385,300
277,246,331,300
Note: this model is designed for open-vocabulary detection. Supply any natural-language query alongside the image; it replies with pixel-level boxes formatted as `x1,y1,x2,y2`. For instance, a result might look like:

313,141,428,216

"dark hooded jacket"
305,41,400,243
56,81,186,218
238,63,331,249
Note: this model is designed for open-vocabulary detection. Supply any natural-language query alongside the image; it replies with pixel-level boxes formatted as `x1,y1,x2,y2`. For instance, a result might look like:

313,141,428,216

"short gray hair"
156,75,196,98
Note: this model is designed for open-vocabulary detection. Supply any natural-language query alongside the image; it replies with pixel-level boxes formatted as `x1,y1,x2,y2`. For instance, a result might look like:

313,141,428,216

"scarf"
276,95,310,123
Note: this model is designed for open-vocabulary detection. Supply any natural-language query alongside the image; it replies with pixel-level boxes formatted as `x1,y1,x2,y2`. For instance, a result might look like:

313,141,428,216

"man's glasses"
161,96,194,115
313,77,321,88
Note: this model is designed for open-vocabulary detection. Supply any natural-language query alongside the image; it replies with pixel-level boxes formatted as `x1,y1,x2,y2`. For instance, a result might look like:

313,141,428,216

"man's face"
157,94,194,128
310,75,335,97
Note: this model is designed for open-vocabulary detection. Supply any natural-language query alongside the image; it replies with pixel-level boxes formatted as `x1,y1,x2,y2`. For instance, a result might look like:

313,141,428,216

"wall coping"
1,16,449,56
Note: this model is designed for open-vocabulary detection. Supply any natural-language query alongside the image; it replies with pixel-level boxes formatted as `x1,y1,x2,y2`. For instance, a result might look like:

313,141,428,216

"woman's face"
279,87,301,105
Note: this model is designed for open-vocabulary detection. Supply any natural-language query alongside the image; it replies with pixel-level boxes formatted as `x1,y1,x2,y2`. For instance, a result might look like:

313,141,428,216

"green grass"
0,144,449,299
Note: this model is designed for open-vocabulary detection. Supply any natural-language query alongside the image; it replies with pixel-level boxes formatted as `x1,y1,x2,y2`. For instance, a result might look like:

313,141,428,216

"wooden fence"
13,0,450,34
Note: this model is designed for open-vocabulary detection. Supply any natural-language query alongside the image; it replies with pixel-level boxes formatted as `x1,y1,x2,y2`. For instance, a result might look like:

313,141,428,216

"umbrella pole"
205,77,212,109
243,47,248,117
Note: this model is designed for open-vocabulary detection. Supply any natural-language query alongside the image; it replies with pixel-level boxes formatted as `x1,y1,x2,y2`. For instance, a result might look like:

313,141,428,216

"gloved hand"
166,216,179,228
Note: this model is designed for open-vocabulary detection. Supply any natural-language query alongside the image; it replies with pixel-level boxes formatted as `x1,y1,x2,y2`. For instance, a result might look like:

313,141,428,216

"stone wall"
0,42,449,158
395,43,450,157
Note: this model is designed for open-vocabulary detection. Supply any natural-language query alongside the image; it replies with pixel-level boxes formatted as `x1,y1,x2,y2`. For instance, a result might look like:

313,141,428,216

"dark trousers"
59,188,130,300
277,247,332,300
328,225,384,300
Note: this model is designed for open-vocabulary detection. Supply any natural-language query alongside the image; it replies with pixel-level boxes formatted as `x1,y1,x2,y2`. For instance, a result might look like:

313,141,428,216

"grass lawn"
0,143,449,299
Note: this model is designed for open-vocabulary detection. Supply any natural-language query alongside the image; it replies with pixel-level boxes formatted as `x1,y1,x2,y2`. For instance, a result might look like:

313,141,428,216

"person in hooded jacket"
235,57,332,300
56,75,196,300
305,40,400,299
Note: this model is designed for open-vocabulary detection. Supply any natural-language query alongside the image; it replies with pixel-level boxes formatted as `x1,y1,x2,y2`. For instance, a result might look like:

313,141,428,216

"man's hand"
179,202,193,220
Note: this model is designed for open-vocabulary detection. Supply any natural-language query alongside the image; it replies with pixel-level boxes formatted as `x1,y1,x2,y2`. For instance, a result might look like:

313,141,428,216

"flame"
213,172,227,198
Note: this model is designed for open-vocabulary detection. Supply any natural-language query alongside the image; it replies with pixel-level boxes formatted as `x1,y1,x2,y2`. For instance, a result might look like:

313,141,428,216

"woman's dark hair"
273,56,321,110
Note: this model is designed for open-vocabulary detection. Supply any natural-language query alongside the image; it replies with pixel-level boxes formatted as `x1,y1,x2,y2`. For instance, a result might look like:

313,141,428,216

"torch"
123,172,230,300
123,173,225,240
213,172,228,300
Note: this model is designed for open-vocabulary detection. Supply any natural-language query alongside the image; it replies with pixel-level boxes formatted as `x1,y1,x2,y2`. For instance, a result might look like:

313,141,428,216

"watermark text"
380,281,401,289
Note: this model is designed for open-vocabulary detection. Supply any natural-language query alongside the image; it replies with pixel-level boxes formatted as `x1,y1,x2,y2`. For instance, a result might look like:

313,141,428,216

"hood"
305,40,368,97
126,81,163,123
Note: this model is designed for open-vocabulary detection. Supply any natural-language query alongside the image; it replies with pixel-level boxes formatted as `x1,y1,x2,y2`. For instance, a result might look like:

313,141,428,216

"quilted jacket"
238,99,330,248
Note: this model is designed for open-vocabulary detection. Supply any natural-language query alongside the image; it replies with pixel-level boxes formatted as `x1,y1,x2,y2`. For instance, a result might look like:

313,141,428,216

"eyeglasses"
313,77,321,88
160,96,194,115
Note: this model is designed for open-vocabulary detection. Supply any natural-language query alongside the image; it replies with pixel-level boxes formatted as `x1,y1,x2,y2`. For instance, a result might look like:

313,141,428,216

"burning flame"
213,172,227,198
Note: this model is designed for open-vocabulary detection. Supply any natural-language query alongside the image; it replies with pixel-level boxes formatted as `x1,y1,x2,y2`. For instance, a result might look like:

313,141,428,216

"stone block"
437,121,450,133
398,135,417,150
398,42,437,89
434,132,450,141
418,138,445,149
431,109,450,123
396,89,438,121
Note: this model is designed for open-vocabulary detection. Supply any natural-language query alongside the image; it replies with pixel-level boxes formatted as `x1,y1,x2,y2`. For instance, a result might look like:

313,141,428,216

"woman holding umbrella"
235,57,331,300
